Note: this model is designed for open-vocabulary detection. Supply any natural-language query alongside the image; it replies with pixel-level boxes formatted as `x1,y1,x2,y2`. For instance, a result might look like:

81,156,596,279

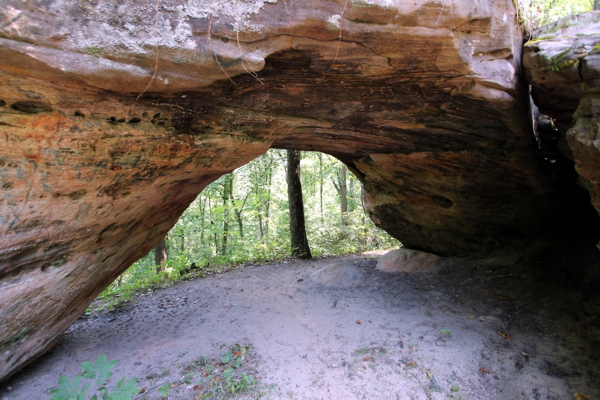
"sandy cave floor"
1,245,600,400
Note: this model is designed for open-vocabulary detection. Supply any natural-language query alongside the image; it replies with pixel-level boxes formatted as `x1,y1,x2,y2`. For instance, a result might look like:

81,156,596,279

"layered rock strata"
0,0,565,379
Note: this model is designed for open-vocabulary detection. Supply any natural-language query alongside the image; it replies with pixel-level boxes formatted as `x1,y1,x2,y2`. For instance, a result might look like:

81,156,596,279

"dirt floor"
2,241,600,399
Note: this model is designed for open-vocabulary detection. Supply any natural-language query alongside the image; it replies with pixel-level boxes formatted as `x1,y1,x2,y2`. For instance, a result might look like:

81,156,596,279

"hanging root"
137,0,161,100
235,29,264,84
233,1,264,85
208,14,236,85
328,0,349,72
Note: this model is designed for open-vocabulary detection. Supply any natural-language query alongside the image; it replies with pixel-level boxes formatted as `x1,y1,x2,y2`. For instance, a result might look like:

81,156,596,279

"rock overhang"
0,0,590,381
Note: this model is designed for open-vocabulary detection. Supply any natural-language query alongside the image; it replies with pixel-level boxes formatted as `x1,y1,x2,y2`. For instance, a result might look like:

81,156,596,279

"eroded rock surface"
523,12,600,222
0,0,570,379
376,248,442,273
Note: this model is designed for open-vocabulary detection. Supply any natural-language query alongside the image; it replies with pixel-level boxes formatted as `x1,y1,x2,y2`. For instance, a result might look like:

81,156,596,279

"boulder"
376,248,442,273
0,0,575,379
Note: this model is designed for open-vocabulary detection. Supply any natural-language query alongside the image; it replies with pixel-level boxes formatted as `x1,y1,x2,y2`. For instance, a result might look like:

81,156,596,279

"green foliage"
98,150,398,309
48,354,139,400
547,48,580,72
441,329,455,337
515,0,594,32
158,383,170,398
193,343,258,398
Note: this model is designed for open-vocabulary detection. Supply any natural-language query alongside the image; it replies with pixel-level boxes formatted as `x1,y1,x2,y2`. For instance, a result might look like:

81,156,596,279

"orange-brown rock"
0,0,572,379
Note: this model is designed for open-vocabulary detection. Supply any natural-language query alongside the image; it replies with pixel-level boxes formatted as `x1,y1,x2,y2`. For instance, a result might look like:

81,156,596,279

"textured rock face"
0,0,565,379
523,12,600,219
376,248,441,273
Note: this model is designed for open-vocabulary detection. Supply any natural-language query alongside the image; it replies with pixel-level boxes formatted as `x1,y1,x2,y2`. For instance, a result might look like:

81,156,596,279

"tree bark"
332,166,348,225
595,0,600,11
220,174,233,256
154,237,168,272
319,153,324,224
286,150,312,259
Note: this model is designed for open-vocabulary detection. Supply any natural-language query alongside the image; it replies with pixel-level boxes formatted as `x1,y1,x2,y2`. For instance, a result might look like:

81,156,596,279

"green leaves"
81,354,117,386
220,351,233,364
158,382,170,398
48,355,139,400
49,375,89,400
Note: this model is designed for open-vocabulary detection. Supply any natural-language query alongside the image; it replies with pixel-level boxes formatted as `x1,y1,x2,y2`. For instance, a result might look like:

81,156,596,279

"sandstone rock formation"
376,248,442,273
0,0,575,379
523,12,600,230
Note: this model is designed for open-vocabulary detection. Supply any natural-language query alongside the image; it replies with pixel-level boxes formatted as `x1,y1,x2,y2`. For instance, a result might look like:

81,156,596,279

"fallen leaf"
193,385,203,390
356,320,361,325
573,394,590,400
497,331,511,340
213,377,221,382
363,357,373,362
404,361,417,369
139,387,147,393
368,320,372,323
479,367,490,374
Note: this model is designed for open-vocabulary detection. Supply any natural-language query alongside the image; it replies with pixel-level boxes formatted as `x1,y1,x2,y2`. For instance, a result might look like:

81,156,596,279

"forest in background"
98,0,597,307
99,151,398,306
516,0,596,31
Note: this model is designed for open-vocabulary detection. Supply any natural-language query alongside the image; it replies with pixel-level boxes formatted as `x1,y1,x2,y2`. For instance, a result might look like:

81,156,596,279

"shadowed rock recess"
523,12,600,236
0,0,596,380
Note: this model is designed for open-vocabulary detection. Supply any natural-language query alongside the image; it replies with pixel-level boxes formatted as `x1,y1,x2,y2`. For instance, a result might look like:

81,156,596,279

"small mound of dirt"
310,262,365,286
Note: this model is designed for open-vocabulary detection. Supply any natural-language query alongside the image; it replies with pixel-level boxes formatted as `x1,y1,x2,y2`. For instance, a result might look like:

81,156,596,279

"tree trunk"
220,174,233,256
339,166,348,215
332,166,348,225
595,0,600,11
319,153,324,224
286,150,312,259
199,195,205,245
154,237,168,273
349,175,354,212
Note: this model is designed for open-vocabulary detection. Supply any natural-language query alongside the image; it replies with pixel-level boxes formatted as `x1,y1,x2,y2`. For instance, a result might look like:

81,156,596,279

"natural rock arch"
0,0,592,380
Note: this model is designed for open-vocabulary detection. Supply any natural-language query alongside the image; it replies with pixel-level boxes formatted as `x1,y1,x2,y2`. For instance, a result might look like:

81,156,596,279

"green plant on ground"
441,329,455,337
158,382,170,398
48,354,139,400
149,343,263,399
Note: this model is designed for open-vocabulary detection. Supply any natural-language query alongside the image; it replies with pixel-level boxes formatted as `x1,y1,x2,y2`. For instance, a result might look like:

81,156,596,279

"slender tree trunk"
339,166,348,215
349,175,354,212
265,167,272,237
235,210,244,238
595,0,600,11
154,237,168,273
319,153,324,224
199,196,205,245
332,166,348,225
286,150,312,259
207,195,218,255
257,212,264,241
220,174,233,256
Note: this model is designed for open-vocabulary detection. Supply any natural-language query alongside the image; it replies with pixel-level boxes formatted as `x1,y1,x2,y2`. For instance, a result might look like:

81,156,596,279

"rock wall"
0,0,568,379
523,12,600,238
